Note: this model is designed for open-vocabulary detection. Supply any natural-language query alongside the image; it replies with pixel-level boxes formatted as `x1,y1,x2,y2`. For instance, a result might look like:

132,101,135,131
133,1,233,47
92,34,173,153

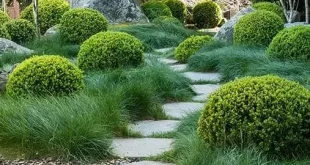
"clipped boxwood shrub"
164,0,186,22
0,26,11,40
141,1,172,21
3,19,36,44
253,2,284,20
193,1,222,28
152,16,183,26
59,8,109,44
20,0,69,34
198,75,310,157
267,26,310,60
175,35,213,63
78,31,144,71
0,10,10,25
234,10,284,46
7,55,85,97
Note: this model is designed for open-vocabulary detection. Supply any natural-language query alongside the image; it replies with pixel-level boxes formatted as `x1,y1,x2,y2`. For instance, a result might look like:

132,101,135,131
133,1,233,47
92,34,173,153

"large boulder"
72,0,149,23
214,7,254,43
44,25,59,36
0,63,19,93
0,38,33,55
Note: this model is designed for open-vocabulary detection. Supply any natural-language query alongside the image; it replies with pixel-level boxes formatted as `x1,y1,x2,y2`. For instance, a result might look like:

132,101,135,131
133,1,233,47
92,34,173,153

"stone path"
112,49,222,165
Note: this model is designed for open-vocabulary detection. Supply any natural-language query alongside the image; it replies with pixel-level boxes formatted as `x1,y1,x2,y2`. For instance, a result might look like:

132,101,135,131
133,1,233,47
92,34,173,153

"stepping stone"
112,138,174,157
129,120,180,137
191,84,221,102
183,72,221,82
163,102,205,119
158,58,178,65
154,47,174,53
170,64,187,72
124,161,175,165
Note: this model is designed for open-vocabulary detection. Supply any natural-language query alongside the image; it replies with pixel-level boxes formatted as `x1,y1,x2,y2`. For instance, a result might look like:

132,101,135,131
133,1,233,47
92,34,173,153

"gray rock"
183,72,221,82
162,102,205,119
44,25,59,36
129,120,180,137
72,0,148,23
286,10,301,23
158,58,178,65
0,63,19,92
170,64,188,72
214,7,254,43
191,84,221,102
0,38,33,55
284,22,310,28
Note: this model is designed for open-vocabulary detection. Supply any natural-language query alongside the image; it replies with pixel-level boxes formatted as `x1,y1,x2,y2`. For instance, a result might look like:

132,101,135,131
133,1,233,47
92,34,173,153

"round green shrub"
253,2,284,20
20,0,69,34
141,1,172,21
193,1,222,28
0,26,11,40
234,10,284,46
78,31,144,71
164,0,187,22
267,26,310,60
59,8,109,44
198,75,310,156
0,10,10,25
175,35,213,63
3,19,36,44
152,16,183,26
7,55,85,97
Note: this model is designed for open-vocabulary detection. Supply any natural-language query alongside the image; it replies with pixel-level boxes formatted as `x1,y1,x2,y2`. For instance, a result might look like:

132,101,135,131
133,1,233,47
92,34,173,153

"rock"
44,25,59,36
0,63,19,92
286,10,301,22
183,72,221,82
162,102,205,119
129,120,180,136
72,0,148,23
284,22,310,28
169,64,188,72
0,38,33,55
214,7,254,43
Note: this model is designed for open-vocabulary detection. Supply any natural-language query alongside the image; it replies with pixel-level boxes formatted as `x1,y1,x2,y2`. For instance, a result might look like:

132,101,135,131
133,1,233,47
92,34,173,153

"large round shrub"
198,75,310,156
59,8,109,44
253,2,284,20
7,55,84,97
3,19,36,44
141,1,172,21
0,26,11,40
164,0,186,22
78,31,144,71
234,10,284,46
20,0,69,34
0,10,10,25
175,35,213,63
193,1,222,28
267,26,310,60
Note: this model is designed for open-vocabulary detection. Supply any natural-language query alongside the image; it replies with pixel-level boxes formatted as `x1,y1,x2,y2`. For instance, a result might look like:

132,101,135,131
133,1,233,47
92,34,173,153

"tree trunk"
2,0,6,12
32,0,40,37
306,0,309,23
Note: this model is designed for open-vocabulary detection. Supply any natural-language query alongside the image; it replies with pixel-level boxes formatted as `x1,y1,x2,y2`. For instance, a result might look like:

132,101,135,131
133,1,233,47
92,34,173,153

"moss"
193,1,222,28
3,19,36,44
141,1,172,21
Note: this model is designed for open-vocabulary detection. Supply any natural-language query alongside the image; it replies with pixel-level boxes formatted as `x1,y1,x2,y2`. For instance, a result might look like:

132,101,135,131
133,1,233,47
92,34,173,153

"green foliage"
0,10,10,25
59,8,109,44
6,55,85,97
78,31,144,71
20,0,69,34
234,10,284,46
152,16,183,26
175,35,213,63
3,19,36,44
141,1,172,21
267,26,310,61
253,2,284,19
251,0,277,4
198,75,310,157
0,25,11,40
164,0,187,22
193,1,222,28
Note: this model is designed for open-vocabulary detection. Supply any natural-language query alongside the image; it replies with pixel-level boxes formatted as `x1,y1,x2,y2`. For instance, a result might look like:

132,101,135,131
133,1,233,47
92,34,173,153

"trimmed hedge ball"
234,10,284,46
267,26,310,60
78,31,144,71
253,2,284,20
193,1,222,28
6,55,85,97
198,75,310,157
164,0,187,22
152,16,183,26
20,0,69,34
0,26,11,40
3,19,36,44
175,35,213,63
141,1,172,21
59,8,109,44
0,10,10,25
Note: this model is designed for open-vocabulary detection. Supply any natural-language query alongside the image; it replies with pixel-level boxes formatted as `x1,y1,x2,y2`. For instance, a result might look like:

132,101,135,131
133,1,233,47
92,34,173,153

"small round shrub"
7,55,85,97
193,1,222,28
0,10,10,25
78,31,144,71
59,8,109,44
267,26,310,60
164,0,187,22
234,10,284,46
175,35,213,63
3,19,36,44
20,0,70,34
253,2,284,20
198,75,310,157
152,16,183,26
0,26,11,40
141,1,172,21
